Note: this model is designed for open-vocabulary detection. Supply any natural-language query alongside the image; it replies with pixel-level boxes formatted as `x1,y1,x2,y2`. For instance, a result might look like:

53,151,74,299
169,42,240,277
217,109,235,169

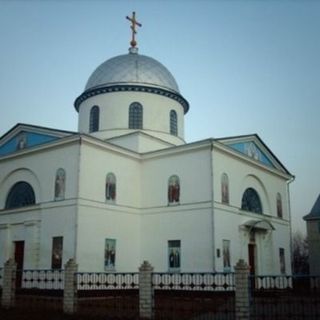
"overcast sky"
0,0,319,233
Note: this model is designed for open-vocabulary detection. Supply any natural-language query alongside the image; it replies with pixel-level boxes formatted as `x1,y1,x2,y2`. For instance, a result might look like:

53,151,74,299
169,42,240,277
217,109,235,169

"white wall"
77,91,185,146
0,141,80,268
212,146,292,274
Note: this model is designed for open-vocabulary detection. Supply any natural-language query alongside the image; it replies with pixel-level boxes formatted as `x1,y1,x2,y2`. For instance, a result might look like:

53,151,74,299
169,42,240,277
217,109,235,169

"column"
234,259,250,320
1,258,17,309
139,260,154,319
63,258,78,314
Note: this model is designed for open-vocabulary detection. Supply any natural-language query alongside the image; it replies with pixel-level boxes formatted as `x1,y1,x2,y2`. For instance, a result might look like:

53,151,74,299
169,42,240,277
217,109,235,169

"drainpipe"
287,175,295,274
210,141,216,271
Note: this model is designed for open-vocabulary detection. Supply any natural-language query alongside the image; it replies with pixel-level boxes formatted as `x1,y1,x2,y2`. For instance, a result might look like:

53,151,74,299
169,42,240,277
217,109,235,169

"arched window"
168,175,180,204
89,105,100,132
129,102,143,129
170,110,178,136
241,188,262,214
5,181,35,209
106,173,116,202
277,193,283,218
55,168,66,200
221,173,229,204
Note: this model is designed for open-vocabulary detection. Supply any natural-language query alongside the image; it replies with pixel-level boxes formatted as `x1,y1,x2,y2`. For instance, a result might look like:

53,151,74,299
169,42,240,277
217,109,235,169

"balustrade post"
234,259,250,320
63,258,78,314
1,258,17,309
139,260,154,319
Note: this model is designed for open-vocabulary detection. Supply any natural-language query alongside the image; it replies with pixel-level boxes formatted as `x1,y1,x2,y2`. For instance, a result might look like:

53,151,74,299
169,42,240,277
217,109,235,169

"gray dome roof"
85,51,180,93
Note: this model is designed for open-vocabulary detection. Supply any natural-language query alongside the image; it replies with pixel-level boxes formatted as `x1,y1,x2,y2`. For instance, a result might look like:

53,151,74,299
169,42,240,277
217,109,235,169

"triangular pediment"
216,134,291,175
0,123,75,156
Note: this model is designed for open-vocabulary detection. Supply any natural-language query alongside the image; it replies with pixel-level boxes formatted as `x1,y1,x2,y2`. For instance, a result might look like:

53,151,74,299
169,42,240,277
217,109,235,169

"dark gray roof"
304,194,320,220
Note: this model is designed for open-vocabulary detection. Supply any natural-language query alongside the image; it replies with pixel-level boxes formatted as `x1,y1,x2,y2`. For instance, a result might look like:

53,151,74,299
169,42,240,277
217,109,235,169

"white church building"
0,21,294,275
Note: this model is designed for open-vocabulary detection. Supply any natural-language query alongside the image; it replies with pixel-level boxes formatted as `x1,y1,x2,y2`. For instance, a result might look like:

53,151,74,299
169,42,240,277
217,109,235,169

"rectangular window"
105,238,116,271
279,248,286,274
223,240,231,272
51,237,63,269
168,240,181,271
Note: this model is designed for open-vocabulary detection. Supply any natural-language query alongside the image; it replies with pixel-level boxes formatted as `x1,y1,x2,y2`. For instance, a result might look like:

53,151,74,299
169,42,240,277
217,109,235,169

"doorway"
248,243,256,275
14,241,25,288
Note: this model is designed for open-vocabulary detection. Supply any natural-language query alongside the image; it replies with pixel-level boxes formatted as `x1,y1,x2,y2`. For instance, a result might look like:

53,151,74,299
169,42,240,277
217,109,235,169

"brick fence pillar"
234,259,250,320
1,258,17,309
63,258,78,314
139,260,154,319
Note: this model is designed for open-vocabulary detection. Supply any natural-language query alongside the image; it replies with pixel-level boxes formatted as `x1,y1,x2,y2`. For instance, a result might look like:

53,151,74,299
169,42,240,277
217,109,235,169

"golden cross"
126,11,142,48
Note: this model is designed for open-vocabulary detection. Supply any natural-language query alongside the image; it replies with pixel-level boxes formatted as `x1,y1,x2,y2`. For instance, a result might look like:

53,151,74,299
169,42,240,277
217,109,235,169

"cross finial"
126,11,142,48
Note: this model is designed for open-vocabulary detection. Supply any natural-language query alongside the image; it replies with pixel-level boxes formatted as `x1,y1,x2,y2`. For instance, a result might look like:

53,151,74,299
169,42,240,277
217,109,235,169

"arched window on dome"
106,173,116,202
276,193,283,218
129,102,143,129
221,173,229,204
89,105,100,133
170,110,178,136
54,168,66,200
241,188,262,214
5,181,36,209
168,175,180,204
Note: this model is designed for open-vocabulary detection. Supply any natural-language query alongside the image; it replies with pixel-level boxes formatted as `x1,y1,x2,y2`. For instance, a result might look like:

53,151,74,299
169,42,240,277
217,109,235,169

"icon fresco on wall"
223,240,231,272
168,175,180,204
246,142,260,160
221,173,229,204
51,236,63,269
106,173,116,201
168,240,180,269
279,248,286,274
277,193,283,218
16,133,27,150
105,238,116,270
55,168,66,200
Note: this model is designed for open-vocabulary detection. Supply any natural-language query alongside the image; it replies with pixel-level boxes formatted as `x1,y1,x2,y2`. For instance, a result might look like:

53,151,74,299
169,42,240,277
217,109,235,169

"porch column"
234,259,250,320
139,260,154,319
1,258,17,308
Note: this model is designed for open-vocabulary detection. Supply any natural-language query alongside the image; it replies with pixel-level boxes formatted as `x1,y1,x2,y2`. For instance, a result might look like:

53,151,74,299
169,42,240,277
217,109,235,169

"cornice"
74,84,189,114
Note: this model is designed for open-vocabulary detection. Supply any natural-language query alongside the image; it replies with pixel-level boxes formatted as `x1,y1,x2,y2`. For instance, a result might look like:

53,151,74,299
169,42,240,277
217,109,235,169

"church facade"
0,44,293,275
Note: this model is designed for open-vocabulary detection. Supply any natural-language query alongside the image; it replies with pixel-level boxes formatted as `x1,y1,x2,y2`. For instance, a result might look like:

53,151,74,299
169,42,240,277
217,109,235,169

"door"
14,241,25,288
248,244,256,275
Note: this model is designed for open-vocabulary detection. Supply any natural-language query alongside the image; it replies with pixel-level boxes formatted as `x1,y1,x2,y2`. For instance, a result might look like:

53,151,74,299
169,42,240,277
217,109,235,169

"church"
0,14,293,275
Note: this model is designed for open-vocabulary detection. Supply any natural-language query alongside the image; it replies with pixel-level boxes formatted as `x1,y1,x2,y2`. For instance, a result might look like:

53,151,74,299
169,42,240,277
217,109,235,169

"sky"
0,0,319,233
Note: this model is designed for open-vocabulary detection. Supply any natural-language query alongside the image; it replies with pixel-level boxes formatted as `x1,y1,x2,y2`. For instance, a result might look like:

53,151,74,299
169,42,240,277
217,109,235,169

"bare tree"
292,231,309,274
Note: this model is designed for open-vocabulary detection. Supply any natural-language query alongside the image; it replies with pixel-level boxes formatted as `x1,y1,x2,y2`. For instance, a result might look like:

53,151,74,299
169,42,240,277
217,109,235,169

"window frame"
241,188,262,214
129,102,143,129
89,105,100,133
5,181,36,209
170,110,178,136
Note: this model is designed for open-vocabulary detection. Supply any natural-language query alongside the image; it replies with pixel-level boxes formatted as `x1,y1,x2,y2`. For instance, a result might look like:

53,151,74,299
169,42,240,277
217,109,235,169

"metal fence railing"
152,273,235,320
250,274,320,320
17,269,64,290
76,272,139,290
152,272,235,291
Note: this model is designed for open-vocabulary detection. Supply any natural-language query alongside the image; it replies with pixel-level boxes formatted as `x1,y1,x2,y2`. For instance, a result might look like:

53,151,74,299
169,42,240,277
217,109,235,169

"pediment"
217,134,291,175
0,123,74,156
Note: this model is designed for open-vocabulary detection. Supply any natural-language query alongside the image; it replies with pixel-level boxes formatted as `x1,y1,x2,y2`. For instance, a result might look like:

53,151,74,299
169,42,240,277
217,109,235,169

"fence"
77,272,140,318
1,258,320,319
250,274,320,320
153,272,235,319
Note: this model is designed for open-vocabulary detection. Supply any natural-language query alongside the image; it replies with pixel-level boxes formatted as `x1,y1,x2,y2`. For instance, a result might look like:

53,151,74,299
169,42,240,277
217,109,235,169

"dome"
85,51,180,93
